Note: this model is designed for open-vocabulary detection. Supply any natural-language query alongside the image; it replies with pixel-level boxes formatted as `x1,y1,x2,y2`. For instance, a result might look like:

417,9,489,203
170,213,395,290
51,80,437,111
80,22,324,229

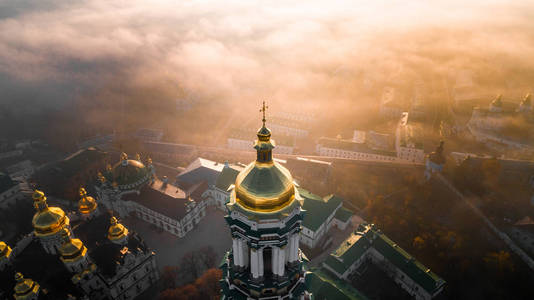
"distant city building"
0,150,23,160
96,154,208,238
227,128,295,154
0,190,159,300
323,223,446,300
467,94,534,152
409,79,427,121
76,134,115,150
396,112,425,164
141,141,196,163
5,160,34,181
134,128,164,143
299,189,353,249
0,172,24,209
352,130,366,143
266,116,309,138
379,87,404,119
424,141,446,181
316,137,397,162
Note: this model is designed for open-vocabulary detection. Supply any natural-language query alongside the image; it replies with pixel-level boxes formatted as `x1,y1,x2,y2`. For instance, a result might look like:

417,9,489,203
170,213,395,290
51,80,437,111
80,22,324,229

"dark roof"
305,269,368,300
214,165,242,191
74,212,150,279
0,239,82,299
0,172,16,193
122,179,207,220
176,158,223,187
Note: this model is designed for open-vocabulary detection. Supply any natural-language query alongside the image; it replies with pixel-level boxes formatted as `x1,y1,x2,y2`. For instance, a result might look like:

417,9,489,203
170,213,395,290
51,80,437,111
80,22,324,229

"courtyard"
123,207,232,272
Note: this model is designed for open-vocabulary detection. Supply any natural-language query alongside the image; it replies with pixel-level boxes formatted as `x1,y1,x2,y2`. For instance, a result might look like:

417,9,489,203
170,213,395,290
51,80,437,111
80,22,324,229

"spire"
78,187,97,215
13,273,40,300
135,153,141,161
120,152,128,166
59,228,87,263
32,190,48,212
260,100,268,127
255,101,274,163
108,216,128,244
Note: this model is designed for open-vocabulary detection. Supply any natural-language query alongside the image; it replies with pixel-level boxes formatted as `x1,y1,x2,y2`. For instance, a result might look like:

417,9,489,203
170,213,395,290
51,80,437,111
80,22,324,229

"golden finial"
97,172,106,183
120,152,128,161
106,164,112,172
147,157,152,165
259,101,268,127
135,153,141,161
79,187,87,197
32,190,45,202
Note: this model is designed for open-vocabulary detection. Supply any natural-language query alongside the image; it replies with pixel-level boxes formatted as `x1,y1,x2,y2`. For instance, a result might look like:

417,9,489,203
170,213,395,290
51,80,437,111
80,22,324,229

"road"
436,173,534,270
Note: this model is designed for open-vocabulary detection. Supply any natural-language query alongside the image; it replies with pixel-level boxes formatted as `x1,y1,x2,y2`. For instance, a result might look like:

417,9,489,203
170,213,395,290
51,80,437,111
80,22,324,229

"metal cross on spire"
260,101,268,127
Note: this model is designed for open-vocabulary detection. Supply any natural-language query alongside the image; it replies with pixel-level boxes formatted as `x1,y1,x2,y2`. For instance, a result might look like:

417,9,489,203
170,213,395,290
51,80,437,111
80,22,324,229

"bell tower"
220,103,309,299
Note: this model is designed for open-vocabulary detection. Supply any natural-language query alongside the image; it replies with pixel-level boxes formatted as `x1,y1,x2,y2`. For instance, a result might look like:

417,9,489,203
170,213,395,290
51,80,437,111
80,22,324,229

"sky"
0,0,533,130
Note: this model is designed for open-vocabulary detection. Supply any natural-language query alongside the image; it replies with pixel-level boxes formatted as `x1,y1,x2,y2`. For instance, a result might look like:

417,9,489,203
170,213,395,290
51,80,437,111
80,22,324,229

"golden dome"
0,241,12,261
13,273,39,300
32,190,69,237
233,104,296,213
78,187,97,215
108,217,128,241
59,229,87,263
103,152,149,188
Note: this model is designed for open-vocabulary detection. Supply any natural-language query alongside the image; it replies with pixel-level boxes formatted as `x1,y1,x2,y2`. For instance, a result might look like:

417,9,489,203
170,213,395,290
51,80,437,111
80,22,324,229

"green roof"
323,223,445,294
300,189,343,232
335,207,353,223
214,165,241,191
305,268,368,300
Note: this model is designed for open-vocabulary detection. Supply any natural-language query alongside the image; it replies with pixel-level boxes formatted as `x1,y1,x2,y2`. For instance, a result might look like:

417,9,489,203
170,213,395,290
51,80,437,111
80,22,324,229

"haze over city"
1,1,534,300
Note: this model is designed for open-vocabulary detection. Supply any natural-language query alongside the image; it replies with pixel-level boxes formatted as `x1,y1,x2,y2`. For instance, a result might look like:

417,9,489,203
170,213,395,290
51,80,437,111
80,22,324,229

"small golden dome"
78,187,97,215
0,241,12,260
108,217,128,241
13,273,39,300
59,229,87,263
32,190,69,237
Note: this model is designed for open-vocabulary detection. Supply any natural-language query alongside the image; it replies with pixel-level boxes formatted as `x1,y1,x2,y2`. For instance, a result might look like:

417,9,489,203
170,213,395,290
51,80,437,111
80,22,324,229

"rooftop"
318,137,397,157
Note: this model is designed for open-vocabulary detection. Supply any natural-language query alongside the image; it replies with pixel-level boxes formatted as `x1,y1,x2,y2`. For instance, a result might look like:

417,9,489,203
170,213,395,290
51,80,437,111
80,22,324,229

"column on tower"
288,233,299,263
271,247,279,276
250,248,259,279
237,239,244,267
232,238,240,267
258,248,264,278
278,245,286,276
241,239,249,268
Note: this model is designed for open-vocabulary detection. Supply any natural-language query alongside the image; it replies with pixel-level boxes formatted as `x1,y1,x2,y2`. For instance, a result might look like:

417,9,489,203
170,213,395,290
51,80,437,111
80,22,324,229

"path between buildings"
436,173,534,270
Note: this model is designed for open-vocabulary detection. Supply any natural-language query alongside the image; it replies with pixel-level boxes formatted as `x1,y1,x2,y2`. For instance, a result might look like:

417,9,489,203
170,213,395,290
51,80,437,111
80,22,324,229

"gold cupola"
32,190,69,237
108,217,128,243
0,241,12,260
59,228,87,264
78,187,97,215
233,102,297,213
13,273,40,300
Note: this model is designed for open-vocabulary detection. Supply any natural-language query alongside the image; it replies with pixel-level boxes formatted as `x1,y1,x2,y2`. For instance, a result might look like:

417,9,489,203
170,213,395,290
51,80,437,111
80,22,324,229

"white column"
278,245,286,276
240,239,246,267
242,240,249,268
251,248,259,278
271,247,279,276
293,234,300,261
258,248,264,278
288,235,295,262
232,238,239,266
